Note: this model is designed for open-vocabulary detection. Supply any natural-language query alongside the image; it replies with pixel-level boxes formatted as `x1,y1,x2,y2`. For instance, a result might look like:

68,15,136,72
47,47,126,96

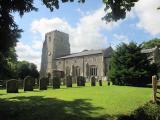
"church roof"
141,47,160,53
56,47,112,59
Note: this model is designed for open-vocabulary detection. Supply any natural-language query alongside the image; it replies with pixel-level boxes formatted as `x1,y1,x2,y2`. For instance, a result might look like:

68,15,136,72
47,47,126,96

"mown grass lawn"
0,82,152,120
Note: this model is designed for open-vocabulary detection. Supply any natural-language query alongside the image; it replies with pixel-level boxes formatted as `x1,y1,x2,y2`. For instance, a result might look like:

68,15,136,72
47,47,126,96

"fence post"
152,75,157,103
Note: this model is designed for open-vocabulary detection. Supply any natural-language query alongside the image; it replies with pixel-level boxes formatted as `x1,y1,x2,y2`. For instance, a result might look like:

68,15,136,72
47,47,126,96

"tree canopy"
142,38,160,49
109,42,155,86
17,61,39,79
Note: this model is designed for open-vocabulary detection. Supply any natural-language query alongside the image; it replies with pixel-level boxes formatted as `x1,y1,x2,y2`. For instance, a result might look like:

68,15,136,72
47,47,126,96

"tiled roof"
56,47,113,59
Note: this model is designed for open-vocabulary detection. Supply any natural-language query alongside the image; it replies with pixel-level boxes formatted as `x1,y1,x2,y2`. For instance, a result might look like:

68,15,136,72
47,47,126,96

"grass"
0,82,152,120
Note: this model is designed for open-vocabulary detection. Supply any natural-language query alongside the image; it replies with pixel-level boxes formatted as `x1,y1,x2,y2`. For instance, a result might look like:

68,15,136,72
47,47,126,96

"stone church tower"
40,30,70,78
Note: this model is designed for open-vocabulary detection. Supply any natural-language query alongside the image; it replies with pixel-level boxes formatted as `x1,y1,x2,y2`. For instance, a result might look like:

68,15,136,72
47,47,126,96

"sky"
14,0,160,70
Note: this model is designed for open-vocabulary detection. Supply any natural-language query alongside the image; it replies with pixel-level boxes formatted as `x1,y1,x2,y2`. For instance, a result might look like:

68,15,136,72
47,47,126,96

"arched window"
66,66,70,76
89,65,97,76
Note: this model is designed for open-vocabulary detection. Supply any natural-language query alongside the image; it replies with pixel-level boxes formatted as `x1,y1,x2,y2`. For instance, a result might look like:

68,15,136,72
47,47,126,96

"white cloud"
112,34,129,49
16,6,122,70
31,6,121,52
16,42,41,70
134,0,160,35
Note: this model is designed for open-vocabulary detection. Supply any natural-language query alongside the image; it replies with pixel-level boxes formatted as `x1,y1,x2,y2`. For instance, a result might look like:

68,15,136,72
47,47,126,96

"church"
40,30,113,81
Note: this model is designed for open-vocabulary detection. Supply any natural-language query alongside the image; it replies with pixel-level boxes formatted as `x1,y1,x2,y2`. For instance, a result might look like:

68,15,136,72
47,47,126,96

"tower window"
49,36,51,42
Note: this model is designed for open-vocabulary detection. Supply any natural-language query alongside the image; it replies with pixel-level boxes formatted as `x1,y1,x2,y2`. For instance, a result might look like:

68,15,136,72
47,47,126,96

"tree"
109,42,153,86
103,0,138,22
142,38,160,49
17,61,39,79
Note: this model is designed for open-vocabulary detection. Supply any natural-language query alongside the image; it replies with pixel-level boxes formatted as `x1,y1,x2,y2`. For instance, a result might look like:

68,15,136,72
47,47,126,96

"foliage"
0,48,17,80
142,38,160,49
109,42,152,86
131,102,160,120
103,0,138,22
17,61,39,79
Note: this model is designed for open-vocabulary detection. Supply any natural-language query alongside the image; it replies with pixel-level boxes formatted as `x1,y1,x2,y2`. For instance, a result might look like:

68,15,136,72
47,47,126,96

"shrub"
39,77,47,90
109,42,152,86
6,79,18,93
24,76,34,91
77,76,85,86
66,75,72,87
52,76,60,89
132,102,160,120
91,76,96,86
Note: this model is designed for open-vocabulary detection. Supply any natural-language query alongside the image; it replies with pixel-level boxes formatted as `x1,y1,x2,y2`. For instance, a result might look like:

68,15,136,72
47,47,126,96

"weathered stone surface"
66,75,72,87
98,80,102,86
91,76,96,86
77,76,85,86
24,76,34,91
52,76,61,89
39,77,48,90
6,79,18,93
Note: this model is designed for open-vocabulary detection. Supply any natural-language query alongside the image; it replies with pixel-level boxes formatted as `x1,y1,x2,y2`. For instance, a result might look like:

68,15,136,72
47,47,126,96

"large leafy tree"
17,61,39,79
103,0,138,22
109,42,154,86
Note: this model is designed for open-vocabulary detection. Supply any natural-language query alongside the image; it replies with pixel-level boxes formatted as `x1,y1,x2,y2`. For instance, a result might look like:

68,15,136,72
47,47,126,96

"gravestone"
24,76,33,91
99,80,102,86
53,76,61,89
77,76,85,86
91,76,96,86
66,75,72,87
6,79,18,93
39,77,48,90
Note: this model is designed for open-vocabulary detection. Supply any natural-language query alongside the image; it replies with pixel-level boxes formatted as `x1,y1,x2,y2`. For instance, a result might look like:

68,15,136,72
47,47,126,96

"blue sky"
15,0,160,69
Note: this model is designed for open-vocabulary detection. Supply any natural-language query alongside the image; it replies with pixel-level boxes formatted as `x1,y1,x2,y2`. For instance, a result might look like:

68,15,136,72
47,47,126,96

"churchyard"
0,78,157,120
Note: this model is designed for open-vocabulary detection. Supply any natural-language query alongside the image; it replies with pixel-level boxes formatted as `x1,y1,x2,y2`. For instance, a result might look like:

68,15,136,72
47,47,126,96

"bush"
52,76,60,89
118,102,160,120
77,76,85,86
6,79,18,93
132,102,160,120
91,76,96,86
39,77,47,90
109,42,152,86
24,76,34,91
66,75,72,87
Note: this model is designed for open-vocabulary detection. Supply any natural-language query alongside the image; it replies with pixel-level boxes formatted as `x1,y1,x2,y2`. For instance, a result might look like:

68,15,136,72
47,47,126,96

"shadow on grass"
0,96,112,120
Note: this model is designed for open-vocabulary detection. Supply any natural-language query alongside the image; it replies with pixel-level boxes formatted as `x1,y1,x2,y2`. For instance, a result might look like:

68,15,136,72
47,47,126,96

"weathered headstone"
77,76,85,86
53,76,61,89
66,75,72,87
99,80,102,86
24,76,33,91
39,77,48,90
91,76,96,86
6,79,18,93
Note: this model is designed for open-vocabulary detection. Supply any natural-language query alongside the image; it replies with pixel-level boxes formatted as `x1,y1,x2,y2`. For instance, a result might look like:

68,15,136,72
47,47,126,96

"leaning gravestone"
39,77,48,90
6,79,18,93
99,79,102,86
91,76,96,86
24,76,33,91
77,76,85,86
66,75,72,87
52,76,61,89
